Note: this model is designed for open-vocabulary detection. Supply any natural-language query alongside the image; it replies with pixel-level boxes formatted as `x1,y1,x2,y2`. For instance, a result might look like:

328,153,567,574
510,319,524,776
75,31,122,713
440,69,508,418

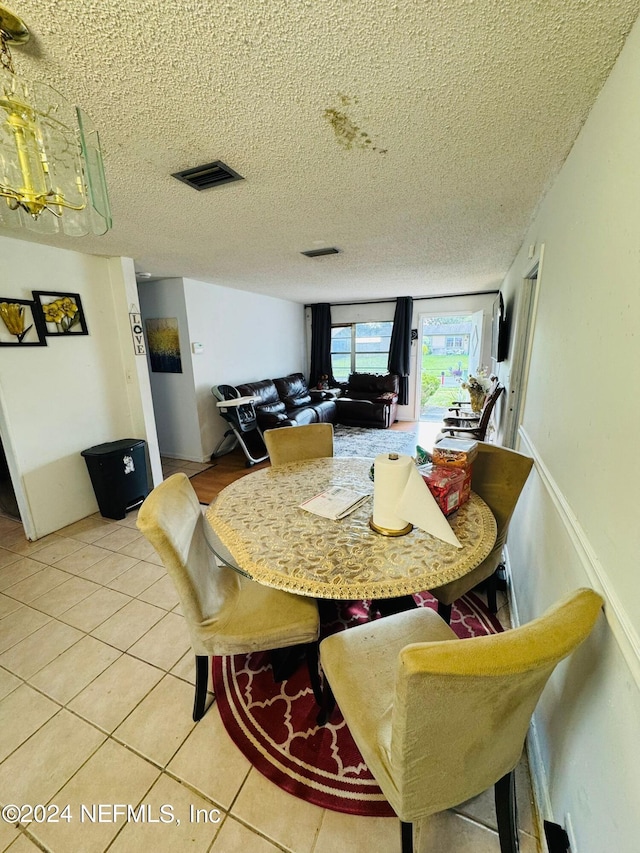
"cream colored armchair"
137,473,321,721
264,422,334,467
430,442,534,623
320,588,603,853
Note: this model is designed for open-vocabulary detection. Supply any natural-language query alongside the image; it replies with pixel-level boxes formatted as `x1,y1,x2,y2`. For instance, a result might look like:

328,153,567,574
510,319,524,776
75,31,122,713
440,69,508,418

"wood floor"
184,420,441,505
188,448,271,504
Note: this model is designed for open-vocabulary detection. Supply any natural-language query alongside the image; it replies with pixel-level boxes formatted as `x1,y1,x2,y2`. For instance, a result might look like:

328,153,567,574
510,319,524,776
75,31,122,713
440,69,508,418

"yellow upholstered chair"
320,588,603,853
264,422,334,467
430,442,534,623
137,473,321,721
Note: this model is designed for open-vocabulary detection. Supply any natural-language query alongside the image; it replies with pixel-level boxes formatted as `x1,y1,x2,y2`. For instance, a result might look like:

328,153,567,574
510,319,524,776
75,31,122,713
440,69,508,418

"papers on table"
300,486,370,520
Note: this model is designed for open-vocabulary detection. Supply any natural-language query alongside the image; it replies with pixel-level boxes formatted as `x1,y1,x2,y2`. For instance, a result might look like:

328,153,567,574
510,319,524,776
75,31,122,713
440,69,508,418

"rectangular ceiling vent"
301,247,340,258
171,161,244,190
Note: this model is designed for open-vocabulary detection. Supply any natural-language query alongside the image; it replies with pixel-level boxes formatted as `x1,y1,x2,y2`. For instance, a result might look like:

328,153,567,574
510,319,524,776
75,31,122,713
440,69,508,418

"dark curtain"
309,303,335,388
387,296,413,405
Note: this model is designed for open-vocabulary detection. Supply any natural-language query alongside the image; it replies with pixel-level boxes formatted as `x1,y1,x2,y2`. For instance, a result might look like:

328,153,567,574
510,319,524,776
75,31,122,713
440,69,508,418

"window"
445,335,464,353
331,322,392,382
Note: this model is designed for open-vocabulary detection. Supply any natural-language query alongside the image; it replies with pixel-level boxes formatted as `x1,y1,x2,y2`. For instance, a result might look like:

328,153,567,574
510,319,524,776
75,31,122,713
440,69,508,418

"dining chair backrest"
441,383,504,441
264,423,334,467
471,442,534,557
390,588,603,819
428,443,534,613
136,473,241,654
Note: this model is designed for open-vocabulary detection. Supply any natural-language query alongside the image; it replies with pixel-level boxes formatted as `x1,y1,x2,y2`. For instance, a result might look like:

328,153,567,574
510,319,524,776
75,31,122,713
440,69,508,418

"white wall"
139,278,306,461
138,278,201,461
0,236,160,538
498,15,640,852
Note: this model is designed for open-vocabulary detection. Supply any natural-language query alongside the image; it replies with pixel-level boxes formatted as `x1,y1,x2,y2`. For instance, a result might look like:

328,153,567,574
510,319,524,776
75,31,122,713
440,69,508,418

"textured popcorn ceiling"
4,0,640,303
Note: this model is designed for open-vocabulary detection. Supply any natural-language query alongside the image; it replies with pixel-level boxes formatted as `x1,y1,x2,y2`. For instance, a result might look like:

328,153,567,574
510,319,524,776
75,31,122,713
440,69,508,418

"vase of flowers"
461,369,492,412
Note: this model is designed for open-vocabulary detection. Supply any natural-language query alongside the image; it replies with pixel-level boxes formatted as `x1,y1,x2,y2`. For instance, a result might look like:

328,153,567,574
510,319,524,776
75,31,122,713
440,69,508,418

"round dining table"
205,456,497,601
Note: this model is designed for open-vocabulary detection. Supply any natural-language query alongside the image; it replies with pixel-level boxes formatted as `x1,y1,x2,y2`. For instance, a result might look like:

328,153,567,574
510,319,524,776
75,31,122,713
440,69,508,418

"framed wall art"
0,298,47,347
145,317,183,373
33,291,89,336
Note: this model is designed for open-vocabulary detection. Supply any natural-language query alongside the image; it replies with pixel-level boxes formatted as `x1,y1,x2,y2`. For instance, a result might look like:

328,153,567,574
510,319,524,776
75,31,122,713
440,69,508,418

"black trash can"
81,439,149,520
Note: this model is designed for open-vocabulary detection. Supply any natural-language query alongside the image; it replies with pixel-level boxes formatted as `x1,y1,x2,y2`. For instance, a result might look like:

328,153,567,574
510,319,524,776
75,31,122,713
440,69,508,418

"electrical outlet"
565,813,578,853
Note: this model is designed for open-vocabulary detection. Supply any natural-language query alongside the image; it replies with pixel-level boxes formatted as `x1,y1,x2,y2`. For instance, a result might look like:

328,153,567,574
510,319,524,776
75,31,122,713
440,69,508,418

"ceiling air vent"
301,247,340,258
171,161,244,190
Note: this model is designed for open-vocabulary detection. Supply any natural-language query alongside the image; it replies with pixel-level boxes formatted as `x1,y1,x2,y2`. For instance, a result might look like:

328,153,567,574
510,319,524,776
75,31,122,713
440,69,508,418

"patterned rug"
212,592,502,816
333,424,418,458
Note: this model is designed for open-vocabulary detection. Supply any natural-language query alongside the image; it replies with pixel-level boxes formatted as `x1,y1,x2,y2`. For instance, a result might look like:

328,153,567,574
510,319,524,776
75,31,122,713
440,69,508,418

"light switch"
191,342,204,355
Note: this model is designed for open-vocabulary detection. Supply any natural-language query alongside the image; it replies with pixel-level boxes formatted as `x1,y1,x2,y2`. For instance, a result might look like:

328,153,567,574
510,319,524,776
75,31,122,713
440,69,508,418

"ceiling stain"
324,94,387,154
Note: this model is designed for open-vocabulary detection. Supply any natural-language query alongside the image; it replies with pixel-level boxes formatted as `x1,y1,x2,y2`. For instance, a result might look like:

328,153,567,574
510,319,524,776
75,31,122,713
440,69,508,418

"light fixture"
0,4,111,236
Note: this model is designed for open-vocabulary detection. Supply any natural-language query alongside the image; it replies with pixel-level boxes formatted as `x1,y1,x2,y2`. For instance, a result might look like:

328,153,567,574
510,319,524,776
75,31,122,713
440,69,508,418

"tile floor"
0,456,540,853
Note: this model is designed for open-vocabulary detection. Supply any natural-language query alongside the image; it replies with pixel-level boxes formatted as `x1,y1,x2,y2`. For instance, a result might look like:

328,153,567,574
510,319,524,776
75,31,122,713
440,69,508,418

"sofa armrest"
309,389,331,401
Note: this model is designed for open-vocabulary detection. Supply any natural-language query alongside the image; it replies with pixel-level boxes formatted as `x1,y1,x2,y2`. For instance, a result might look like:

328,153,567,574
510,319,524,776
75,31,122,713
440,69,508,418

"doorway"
501,250,542,449
417,311,484,425
0,433,20,521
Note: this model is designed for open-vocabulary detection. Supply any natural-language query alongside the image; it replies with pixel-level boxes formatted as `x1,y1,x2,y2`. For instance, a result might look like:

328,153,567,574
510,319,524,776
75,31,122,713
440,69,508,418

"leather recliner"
335,372,400,428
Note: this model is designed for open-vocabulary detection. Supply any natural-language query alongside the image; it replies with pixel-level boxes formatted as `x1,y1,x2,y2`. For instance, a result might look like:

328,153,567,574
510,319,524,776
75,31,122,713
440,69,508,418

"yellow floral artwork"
0,299,46,346
145,317,182,373
0,302,27,337
34,291,88,336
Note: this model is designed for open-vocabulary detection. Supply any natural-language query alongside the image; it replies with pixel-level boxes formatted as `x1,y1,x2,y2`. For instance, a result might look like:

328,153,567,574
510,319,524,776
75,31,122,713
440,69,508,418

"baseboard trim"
503,547,551,852
517,426,640,690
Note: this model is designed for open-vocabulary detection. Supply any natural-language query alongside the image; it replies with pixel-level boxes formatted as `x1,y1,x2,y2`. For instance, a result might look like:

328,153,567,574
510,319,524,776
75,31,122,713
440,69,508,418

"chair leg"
373,595,418,618
305,642,323,707
400,821,413,853
437,601,453,624
495,771,519,853
316,670,336,726
193,655,209,722
485,571,498,613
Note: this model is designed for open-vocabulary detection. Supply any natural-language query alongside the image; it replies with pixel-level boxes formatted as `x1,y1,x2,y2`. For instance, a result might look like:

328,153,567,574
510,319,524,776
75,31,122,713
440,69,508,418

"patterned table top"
205,457,496,600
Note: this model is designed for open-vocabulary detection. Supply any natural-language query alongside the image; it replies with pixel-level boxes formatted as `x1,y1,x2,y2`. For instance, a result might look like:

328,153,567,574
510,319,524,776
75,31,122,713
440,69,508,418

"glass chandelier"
0,4,111,236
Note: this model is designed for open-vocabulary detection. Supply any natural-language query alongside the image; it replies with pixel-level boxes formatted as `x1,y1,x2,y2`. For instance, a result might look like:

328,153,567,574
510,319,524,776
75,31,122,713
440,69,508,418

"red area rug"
212,592,502,817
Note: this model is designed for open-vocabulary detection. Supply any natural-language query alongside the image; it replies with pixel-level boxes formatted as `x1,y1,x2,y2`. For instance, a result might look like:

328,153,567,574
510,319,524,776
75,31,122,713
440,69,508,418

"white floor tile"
232,769,324,853
0,558,45,591
0,666,21,701
107,772,223,852
138,575,180,610
58,586,131,632
29,575,101,617
113,675,197,766
0,684,59,762
0,606,51,654
0,619,83,679
0,709,105,804
0,593,21,619
68,653,164,733
107,561,165,596
30,635,122,704
32,739,159,853
2,567,71,604
90,599,165,650
167,703,250,808
51,543,117,575
127,612,190,670
210,816,281,852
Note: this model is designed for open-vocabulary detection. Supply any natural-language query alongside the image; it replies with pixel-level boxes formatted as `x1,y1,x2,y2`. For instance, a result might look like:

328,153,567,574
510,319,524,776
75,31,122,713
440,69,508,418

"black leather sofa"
237,373,337,431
